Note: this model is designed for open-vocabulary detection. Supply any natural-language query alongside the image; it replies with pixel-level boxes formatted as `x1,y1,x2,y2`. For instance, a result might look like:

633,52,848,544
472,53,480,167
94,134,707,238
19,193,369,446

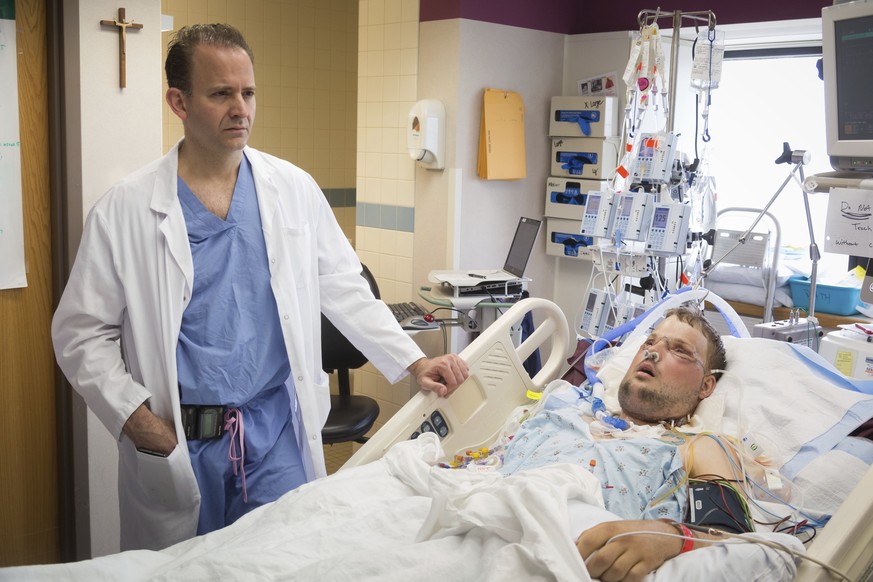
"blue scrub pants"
186,386,308,535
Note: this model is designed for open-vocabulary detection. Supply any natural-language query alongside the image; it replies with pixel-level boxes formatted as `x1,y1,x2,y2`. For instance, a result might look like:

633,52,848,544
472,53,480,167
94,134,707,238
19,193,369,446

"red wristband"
674,522,695,553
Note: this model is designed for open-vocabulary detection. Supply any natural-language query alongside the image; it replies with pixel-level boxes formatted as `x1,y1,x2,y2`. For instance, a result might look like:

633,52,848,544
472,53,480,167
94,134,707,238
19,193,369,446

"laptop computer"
431,217,541,291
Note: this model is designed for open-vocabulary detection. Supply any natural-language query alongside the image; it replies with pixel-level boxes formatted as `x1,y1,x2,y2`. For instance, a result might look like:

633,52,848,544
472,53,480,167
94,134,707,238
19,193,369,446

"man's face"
618,315,716,424
169,45,256,158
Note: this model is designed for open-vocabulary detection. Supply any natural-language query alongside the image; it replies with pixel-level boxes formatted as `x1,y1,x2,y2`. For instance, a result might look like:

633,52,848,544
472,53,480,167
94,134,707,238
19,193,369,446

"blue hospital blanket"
499,408,688,521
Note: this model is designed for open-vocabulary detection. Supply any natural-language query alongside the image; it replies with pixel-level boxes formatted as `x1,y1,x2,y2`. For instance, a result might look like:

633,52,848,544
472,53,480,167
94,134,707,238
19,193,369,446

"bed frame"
346,297,570,468
348,296,873,581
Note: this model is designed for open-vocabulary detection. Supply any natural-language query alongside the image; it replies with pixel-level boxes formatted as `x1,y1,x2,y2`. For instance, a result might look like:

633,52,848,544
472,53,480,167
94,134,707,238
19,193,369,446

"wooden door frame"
46,0,78,561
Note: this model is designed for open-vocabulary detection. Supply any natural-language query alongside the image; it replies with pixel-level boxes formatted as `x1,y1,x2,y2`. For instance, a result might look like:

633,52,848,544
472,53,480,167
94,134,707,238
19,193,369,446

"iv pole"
703,143,821,319
636,10,822,320
635,9,718,298
637,8,717,133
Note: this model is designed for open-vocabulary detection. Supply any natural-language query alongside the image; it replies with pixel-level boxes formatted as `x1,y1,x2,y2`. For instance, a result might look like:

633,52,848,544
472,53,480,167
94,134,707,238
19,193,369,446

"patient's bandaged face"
499,407,687,521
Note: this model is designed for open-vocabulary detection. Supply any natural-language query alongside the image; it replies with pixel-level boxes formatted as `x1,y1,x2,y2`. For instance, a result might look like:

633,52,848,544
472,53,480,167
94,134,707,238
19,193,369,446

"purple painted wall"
420,0,830,34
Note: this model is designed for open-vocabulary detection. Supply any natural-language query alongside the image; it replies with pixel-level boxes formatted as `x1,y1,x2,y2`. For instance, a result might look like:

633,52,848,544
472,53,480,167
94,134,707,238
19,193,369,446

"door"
0,0,59,566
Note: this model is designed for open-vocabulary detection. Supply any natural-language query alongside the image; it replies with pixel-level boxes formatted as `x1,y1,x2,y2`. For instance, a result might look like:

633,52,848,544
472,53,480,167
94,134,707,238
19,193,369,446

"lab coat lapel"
247,146,278,238
150,142,194,300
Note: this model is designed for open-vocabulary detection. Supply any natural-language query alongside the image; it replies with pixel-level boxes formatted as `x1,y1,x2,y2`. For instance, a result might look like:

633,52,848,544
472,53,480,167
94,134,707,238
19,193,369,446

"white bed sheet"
2,434,801,582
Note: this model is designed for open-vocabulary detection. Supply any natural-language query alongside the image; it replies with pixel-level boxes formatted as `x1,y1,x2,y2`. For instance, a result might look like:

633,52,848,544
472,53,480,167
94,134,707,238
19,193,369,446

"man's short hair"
165,24,254,95
662,306,727,379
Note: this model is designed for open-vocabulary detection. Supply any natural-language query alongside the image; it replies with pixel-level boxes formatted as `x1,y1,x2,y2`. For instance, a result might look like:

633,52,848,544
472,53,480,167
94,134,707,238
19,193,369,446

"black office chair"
320,264,381,445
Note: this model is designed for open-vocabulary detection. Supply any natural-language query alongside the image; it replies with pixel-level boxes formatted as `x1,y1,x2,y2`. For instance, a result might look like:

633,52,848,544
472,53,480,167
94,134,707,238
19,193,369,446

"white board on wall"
824,187,873,256
0,7,27,290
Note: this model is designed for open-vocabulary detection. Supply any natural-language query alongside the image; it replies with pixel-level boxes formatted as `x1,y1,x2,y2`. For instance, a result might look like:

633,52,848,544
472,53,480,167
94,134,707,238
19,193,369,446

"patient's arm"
577,519,728,582
577,434,747,581
683,433,744,482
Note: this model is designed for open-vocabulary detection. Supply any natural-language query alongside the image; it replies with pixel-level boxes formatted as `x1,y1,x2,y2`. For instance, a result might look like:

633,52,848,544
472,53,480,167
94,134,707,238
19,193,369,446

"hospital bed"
5,294,873,582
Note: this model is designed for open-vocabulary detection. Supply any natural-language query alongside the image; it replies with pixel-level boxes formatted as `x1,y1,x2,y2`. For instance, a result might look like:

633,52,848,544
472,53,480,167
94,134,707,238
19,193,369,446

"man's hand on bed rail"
408,355,469,397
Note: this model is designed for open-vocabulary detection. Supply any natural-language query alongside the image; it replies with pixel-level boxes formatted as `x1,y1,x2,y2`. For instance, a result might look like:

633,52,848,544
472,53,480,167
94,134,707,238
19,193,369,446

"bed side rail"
343,297,570,469
795,463,873,581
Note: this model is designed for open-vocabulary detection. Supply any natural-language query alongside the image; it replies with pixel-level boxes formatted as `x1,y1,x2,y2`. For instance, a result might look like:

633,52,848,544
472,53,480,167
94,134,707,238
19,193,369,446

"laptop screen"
503,217,541,278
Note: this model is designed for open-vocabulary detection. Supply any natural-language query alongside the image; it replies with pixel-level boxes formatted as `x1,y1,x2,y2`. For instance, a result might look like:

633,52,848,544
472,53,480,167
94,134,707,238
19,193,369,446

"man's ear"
166,88,188,120
699,373,717,400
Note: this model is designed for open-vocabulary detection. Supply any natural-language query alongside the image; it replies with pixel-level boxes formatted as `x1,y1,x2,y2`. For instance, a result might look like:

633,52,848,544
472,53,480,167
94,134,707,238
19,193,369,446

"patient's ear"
699,373,717,399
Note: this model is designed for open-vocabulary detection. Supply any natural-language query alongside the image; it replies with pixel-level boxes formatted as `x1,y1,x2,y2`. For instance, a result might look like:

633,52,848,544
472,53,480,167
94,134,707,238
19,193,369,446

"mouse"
401,316,438,330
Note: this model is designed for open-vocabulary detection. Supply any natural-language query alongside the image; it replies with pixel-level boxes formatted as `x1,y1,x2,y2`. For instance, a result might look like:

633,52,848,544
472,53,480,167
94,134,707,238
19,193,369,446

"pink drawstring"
224,408,247,503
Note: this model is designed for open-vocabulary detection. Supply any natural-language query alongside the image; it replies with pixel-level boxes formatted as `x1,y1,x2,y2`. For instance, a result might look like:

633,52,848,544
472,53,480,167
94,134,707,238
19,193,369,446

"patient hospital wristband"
672,522,695,554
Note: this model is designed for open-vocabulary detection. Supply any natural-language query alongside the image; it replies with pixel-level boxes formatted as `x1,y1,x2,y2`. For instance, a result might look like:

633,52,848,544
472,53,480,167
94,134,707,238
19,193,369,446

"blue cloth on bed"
782,343,873,478
499,408,688,521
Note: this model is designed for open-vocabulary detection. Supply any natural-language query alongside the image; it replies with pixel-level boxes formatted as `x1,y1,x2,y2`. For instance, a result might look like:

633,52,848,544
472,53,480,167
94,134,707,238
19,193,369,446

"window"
705,37,849,279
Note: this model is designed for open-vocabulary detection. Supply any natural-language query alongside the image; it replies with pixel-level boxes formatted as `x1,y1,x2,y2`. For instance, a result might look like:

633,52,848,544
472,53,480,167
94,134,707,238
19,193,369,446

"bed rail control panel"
410,410,450,440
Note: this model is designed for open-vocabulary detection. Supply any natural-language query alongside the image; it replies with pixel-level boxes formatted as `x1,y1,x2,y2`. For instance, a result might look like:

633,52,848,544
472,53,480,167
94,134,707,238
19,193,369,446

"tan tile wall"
160,0,358,241
355,0,420,429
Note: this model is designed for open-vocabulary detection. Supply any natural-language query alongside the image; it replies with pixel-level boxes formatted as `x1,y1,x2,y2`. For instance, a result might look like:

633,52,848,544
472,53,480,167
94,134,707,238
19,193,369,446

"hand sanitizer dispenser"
408,99,445,170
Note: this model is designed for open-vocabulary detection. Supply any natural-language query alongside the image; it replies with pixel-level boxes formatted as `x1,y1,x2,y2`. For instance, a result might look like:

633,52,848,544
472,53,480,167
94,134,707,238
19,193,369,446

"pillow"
707,264,793,288
719,336,873,477
703,280,793,308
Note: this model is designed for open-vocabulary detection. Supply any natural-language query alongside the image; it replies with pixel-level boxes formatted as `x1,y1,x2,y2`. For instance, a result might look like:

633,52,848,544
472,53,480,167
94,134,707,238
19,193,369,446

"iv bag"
689,174,717,234
690,29,725,91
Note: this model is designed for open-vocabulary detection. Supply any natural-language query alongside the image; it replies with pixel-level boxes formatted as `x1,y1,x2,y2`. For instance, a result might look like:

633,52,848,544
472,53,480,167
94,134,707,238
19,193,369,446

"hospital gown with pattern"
499,407,688,522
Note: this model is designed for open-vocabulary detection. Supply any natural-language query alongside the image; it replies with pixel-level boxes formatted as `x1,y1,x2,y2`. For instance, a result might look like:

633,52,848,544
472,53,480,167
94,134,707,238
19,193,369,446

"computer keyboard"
387,301,427,322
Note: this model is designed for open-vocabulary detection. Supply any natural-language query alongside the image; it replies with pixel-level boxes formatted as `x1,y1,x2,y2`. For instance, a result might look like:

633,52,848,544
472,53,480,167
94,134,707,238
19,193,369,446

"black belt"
180,404,227,440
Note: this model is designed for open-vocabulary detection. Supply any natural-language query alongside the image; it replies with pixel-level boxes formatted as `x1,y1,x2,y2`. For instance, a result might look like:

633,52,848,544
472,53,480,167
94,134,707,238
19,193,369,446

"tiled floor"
323,441,354,475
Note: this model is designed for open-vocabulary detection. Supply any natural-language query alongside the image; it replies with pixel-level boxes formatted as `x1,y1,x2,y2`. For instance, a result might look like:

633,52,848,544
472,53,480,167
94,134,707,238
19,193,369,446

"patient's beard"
617,378,698,425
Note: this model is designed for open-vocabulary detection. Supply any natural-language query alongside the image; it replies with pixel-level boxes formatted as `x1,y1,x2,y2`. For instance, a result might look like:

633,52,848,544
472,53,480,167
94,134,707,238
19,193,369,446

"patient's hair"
166,24,254,95
662,306,727,380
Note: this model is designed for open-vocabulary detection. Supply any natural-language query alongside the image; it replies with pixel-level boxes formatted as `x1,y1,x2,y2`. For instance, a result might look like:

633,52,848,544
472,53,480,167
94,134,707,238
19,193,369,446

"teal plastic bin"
787,276,860,316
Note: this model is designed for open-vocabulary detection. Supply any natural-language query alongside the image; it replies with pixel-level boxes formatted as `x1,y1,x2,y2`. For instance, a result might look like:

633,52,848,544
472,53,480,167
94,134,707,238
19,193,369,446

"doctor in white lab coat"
52,24,467,551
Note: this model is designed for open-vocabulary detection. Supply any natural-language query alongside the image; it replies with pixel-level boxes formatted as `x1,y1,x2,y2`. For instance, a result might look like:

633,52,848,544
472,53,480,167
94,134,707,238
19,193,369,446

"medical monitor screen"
619,196,634,217
834,15,873,142
652,207,669,229
824,1,873,170
585,196,601,214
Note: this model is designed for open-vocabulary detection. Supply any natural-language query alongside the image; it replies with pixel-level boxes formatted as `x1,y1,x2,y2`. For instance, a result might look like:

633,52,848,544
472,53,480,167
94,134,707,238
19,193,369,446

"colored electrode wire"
702,432,830,530
687,478,755,533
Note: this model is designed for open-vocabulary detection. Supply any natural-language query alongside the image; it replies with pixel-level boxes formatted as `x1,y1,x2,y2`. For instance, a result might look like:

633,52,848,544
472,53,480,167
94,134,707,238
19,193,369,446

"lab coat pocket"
135,444,200,510
280,226,312,289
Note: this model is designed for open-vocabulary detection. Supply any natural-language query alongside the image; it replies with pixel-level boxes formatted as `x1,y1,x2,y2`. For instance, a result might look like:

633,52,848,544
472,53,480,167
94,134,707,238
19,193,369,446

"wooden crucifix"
100,7,143,89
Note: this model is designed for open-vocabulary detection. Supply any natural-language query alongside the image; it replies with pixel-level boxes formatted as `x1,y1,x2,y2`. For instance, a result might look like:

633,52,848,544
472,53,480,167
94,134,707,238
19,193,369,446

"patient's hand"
408,355,469,397
576,520,686,582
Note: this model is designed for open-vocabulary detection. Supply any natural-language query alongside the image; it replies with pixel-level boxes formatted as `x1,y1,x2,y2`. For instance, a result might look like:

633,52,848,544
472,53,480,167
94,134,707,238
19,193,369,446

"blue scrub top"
176,154,291,407
176,154,308,534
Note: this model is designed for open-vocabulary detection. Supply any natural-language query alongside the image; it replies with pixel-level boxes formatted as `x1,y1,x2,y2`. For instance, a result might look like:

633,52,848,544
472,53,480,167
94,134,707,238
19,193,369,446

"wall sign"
0,0,26,289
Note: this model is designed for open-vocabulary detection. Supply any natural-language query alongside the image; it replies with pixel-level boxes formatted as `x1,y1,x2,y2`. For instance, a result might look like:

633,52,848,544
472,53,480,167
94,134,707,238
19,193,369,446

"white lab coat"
52,142,425,551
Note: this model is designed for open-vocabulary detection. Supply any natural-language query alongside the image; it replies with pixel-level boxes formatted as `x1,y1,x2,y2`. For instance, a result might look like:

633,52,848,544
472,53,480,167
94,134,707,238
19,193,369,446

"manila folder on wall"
477,88,526,180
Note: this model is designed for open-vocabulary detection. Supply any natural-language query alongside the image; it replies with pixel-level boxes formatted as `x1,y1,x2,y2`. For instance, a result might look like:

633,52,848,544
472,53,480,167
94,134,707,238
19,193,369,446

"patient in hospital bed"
6,299,872,581
497,305,785,581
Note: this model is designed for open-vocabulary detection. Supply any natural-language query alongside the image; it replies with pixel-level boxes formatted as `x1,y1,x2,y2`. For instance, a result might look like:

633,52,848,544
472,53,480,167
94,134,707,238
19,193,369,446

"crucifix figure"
100,7,144,89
